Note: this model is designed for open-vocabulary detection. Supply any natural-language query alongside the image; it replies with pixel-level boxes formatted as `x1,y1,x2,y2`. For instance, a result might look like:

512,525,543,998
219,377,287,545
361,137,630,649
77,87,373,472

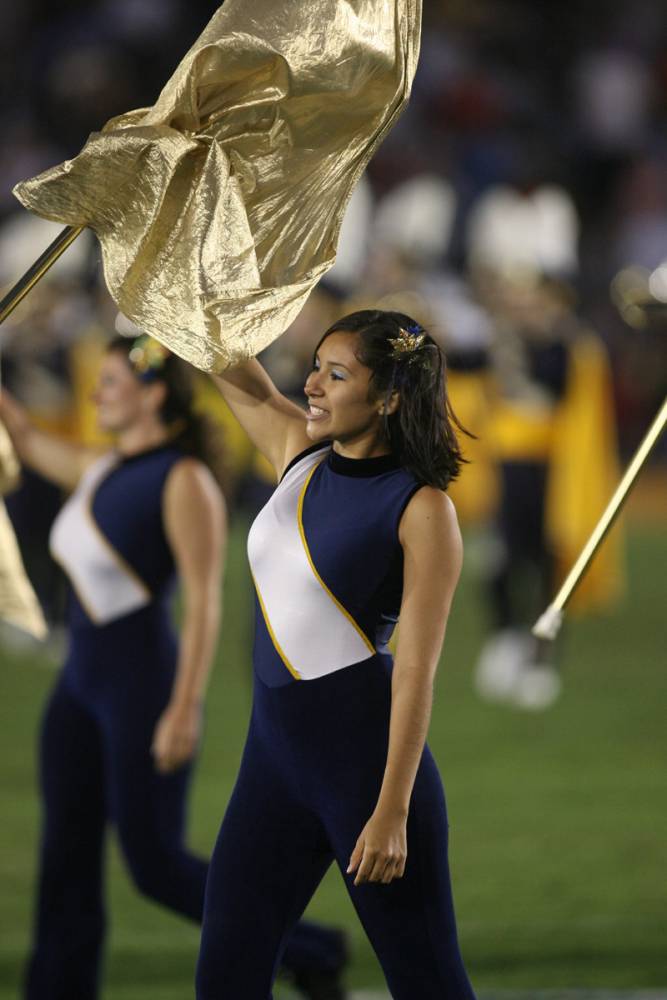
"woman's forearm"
376,661,435,816
0,393,88,489
169,590,221,708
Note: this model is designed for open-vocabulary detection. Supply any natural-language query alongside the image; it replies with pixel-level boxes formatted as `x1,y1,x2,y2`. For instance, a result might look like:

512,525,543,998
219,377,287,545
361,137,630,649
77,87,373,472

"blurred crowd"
1,0,666,705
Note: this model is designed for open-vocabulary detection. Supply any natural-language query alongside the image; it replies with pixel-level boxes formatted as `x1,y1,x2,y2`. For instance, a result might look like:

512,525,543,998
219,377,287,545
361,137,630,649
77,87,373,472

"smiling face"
303,331,395,454
92,350,164,434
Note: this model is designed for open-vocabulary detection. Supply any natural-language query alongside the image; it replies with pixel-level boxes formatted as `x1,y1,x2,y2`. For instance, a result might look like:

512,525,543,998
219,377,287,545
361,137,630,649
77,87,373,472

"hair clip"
388,325,426,361
128,334,170,377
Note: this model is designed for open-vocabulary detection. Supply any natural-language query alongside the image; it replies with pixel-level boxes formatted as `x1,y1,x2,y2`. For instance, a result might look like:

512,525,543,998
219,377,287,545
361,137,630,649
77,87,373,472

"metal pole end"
532,605,564,642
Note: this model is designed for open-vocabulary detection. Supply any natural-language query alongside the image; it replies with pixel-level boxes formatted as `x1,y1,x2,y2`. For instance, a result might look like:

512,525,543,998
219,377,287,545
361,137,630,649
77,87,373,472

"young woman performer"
196,310,477,999
0,335,346,1000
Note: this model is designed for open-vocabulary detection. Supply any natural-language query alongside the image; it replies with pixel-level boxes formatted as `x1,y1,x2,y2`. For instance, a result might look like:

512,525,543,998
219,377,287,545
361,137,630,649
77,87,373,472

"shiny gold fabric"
14,1,421,371
0,423,47,638
0,500,48,638
0,419,19,495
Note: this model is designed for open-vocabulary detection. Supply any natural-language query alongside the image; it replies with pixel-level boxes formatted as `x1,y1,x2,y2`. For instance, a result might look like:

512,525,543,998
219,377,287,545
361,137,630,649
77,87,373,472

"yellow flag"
14,1,421,372
545,335,624,613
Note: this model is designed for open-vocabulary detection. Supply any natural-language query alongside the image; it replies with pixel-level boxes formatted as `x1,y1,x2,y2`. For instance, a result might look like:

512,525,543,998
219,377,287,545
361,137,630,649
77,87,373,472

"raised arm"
210,359,312,479
0,388,100,491
347,487,463,885
151,457,226,773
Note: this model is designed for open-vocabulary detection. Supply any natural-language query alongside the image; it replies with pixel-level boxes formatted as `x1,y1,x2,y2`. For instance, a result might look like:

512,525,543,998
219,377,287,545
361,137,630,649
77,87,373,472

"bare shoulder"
400,485,459,536
399,485,462,563
164,457,225,516
399,486,463,592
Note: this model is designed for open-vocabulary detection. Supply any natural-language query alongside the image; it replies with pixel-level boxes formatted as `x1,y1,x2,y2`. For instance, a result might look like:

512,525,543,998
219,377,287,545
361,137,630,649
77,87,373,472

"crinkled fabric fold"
13,0,422,371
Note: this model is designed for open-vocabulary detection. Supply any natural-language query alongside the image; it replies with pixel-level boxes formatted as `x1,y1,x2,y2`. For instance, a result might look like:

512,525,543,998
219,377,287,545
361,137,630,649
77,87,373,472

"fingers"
352,847,375,886
367,853,390,885
346,837,364,875
352,848,406,886
381,859,398,884
154,749,188,773
381,856,406,883
154,749,176,774
151,732,196,773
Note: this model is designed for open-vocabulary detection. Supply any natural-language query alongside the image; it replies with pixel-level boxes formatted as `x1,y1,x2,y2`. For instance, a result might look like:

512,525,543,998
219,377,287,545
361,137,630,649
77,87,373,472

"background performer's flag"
0,422,47,639
13,0,421,372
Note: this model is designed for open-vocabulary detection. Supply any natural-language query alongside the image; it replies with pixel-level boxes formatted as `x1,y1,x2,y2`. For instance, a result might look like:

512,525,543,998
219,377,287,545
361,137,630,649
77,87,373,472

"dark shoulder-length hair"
107,335,227,490
315,310,469,490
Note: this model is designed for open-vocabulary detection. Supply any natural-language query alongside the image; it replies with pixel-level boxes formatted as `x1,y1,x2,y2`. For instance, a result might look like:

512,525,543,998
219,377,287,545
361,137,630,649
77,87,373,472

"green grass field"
1,520,665,998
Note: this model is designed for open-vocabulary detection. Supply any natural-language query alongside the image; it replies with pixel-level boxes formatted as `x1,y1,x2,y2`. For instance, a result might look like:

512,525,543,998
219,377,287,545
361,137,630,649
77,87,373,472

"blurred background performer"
466,183,622,710
0,337,347,1000
195,310,477,1000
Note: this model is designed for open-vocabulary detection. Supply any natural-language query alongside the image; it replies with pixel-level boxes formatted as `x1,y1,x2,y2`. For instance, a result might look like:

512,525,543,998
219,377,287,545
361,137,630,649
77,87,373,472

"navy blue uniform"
25,446,204,1000
196,445,476,999
26,444,340,1000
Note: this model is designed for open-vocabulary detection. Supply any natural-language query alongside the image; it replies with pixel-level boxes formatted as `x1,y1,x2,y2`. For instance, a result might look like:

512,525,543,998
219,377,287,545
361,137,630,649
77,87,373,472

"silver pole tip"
532,605,564,641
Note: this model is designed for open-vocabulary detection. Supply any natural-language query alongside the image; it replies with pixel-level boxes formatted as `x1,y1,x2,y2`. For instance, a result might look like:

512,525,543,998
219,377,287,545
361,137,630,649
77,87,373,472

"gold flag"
0,418,19,495
13,0,421,371
0,422,48,639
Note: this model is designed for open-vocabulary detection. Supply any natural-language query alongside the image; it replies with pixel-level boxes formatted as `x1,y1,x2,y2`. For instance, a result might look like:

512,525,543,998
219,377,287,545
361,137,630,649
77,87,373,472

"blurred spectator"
466,183,623,709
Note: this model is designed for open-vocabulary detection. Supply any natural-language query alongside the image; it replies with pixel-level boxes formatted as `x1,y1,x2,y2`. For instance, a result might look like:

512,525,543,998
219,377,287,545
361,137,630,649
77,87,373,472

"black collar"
327,449,401,478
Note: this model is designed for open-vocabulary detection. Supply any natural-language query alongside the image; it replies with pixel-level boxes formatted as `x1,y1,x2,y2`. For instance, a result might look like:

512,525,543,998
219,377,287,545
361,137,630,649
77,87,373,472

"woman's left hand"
151,701,202,773
346,806,407,886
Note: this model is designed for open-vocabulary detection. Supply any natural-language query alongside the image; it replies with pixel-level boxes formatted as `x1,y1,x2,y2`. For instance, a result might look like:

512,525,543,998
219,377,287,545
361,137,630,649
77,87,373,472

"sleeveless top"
247,444,422,687
50,445,184,630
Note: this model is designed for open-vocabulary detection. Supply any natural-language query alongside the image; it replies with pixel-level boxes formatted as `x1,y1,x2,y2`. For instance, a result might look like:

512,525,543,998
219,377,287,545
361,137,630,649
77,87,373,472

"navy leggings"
197,655,476,999
25,606,341,1000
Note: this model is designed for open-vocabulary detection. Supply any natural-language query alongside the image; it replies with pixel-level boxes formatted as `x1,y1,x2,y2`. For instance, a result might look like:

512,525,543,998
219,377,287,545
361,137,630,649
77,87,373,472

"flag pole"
533,395,667,641
0,224,85,326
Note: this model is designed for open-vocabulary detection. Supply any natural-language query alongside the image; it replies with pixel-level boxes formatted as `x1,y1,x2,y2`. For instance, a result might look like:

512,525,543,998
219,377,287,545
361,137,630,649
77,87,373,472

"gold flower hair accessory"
388,325,426,361
128,334,170,378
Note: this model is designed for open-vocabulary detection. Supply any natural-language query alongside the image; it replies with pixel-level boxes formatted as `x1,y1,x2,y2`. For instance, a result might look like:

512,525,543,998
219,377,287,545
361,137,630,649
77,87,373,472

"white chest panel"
49,453,151,624
247,447,375,680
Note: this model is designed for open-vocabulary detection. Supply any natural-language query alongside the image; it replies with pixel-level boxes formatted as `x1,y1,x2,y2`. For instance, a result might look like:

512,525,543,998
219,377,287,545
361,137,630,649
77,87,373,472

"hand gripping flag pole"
533,395,667,641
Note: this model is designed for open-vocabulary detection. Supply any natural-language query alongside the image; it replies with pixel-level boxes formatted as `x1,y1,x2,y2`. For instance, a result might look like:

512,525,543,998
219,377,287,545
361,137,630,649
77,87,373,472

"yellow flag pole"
533,396,667,641
0,224,85,326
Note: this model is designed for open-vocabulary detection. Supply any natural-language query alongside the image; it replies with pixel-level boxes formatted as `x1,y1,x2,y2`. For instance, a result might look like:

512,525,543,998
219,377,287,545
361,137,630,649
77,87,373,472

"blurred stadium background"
1,0,666,997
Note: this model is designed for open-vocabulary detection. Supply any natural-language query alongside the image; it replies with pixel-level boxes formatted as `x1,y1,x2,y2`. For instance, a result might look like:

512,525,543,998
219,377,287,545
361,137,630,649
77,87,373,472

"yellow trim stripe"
250,570,301,680
297,463,376,656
